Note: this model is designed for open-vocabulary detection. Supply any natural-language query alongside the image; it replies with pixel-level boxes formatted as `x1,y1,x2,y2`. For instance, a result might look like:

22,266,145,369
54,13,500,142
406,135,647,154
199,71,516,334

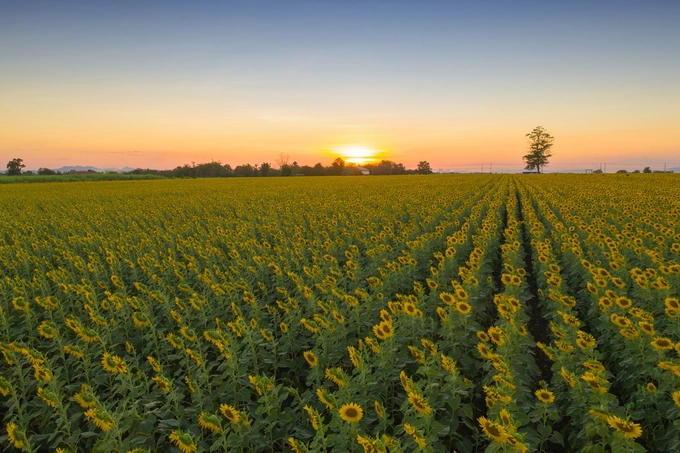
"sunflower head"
535,388,555,404
339,402,363,423
478,416,509,443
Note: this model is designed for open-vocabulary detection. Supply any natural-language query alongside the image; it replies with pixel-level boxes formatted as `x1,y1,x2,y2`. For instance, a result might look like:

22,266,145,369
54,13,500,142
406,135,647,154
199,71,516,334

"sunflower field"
0,174,679,453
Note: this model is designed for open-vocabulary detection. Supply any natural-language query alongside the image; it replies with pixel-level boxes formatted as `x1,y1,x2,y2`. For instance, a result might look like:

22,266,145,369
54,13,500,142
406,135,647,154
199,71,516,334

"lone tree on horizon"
523,126,554,173
6,158,25,176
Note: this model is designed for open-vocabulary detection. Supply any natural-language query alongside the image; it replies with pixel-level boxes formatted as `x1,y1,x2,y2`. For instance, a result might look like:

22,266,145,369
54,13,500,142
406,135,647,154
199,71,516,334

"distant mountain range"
53,165,136,173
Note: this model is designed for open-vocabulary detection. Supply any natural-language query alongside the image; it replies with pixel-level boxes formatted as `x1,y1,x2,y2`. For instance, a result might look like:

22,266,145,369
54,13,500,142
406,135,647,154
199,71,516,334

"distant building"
357,167,370,175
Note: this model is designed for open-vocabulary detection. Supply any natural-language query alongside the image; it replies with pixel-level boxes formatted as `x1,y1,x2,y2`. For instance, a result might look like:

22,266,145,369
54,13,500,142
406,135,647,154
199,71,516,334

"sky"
1,1,679,173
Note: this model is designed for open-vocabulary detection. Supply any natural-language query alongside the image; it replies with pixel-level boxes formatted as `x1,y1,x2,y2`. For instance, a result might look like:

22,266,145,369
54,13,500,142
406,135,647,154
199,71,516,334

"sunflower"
37,387,58,407
646,383,657,393
666,298,680,310
439,292,456,306
407,392,432,415
488,327,505,346
589,408,609,421
615,297,632,309
347,346,361,369
377,321,394,340
651,337,674,350
535,388,555,404
180,326,197,342
364,337,381,354
220,403,241,423
403,422,427,448
303,405,320,430
85,408,114,432
169,429,198,453
132,311,150,328
477,331,490,342
672,390,680,408
598,297,613,312
478,416,509,443
166,333,184,350
74,384,97,408
198,412,221,433
536,342,553,360
37,321,57,339
152,376,171,392
374,400,385,417
0,376,12,397
576,331,596,349
63,345,84,359
507,435,529,453
499,408,512,426
612,277,625,288
316,387,335,410
303,350,318,367
400,370,416,393
403,302,418,317
638,322,655,336
421,338,437,355
456,301,472,315
477,342,493,359
288,437,306,453
6,422,26,448
324,367,347,387
556,341,574,354
610,314,630,328
339,403,363,423
620,328,639,340
147,356,162,373
606,415,643,439
78,327,100,343
33,365,52,382
332,310,345,324
436,306,448,322
582,372,608,393
101,353,125,374
441,354,456,373
408,345,426,364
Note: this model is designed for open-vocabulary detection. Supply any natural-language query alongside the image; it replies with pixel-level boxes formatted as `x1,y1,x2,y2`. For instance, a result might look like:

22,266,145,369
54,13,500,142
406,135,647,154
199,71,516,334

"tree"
312,163,325,176
523,126,554,173
275,153,290,170
260,162,271,176
6,158,25,176
643,166,652,173
38,167,57,175
330,158,345,176
416,161,432,174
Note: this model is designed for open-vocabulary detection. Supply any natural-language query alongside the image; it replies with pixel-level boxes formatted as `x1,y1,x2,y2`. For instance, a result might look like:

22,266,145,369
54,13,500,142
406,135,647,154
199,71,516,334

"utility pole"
665,163,667,172
490,163,492,173
604,163,607,173
481,163,484,173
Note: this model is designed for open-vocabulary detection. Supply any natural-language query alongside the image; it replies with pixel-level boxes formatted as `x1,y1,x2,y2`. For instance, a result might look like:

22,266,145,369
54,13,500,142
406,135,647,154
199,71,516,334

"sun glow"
335,145,381,165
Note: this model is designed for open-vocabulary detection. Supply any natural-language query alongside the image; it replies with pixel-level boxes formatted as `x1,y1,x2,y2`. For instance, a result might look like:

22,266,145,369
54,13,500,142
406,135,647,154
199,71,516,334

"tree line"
5,157,435,178
128,157,434,177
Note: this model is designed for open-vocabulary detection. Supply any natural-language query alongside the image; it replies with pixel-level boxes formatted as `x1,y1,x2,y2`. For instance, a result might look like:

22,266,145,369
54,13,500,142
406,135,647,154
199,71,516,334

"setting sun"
335,145,382,165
